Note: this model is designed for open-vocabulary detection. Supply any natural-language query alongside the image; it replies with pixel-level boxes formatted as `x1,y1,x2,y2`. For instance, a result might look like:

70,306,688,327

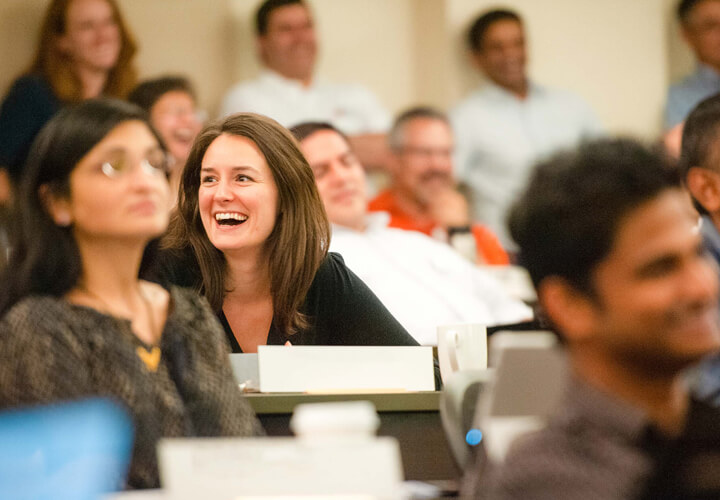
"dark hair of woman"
30,0,138,101
163,113,330,337
0,99,163,316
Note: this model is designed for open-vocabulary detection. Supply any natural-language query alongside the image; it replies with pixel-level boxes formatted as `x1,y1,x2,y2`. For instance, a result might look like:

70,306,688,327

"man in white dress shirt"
292,121,532,345
451,8,601,248
221,0,389,169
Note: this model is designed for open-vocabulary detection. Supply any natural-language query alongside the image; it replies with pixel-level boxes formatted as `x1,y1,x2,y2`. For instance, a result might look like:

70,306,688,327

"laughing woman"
0,100,262,490
160,113,419,353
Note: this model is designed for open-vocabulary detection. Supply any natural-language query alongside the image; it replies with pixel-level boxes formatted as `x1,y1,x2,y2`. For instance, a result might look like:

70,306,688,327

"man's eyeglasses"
397,146,454,160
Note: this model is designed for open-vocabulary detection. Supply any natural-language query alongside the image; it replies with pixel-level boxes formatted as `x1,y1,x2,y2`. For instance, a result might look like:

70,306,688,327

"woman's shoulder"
3,74,56,103
166,286,222,336
164,286,231,355
306,252,381,313
144,245,202,289
304,252,419,347
301,253,353,323
2,295,69,324
312,252,349,282
167,285,211,315
0,295,84,350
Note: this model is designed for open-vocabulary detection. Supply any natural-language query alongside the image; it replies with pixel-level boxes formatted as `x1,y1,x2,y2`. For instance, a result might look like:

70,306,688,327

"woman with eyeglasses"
0,99,262,490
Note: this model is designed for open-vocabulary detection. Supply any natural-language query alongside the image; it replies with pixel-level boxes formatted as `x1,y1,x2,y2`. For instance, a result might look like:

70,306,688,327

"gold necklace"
77,282,162,372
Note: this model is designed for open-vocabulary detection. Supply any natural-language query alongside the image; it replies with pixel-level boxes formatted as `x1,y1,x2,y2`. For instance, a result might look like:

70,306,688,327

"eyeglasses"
397,146,454,161
156,107,206,124
99,148,170,179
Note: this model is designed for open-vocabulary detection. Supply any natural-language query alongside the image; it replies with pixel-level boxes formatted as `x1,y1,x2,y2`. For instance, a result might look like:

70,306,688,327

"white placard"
158,437,403,499
257,345,435,393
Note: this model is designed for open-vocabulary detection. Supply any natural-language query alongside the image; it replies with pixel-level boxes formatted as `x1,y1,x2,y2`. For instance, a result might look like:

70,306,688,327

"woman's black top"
151,250,419,352
0,74,61,180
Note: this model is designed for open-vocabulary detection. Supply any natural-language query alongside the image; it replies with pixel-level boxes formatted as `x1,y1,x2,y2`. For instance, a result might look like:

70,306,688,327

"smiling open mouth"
215,212,248,226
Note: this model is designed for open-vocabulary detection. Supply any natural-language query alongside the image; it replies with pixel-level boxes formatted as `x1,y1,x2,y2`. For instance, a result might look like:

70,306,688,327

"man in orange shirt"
369,107,508,264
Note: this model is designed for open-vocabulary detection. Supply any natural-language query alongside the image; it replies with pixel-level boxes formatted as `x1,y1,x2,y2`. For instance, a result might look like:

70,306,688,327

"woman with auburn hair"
161,112,418,353
0,99,262,490
0,0,138,183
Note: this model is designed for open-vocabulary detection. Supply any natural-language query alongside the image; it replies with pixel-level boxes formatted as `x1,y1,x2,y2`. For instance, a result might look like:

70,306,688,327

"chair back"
477,331,568,461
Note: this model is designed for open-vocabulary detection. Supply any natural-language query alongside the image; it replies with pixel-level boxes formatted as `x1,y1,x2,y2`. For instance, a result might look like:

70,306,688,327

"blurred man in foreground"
468,138,720,499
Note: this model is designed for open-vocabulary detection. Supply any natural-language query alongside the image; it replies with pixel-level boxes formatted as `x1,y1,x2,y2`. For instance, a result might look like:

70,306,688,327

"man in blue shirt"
679,93,720,406
665,0,720,129
467,138,720,499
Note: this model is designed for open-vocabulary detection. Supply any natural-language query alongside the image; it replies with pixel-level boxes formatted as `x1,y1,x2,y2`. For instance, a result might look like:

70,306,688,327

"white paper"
158,437,403,499
257,345,435,393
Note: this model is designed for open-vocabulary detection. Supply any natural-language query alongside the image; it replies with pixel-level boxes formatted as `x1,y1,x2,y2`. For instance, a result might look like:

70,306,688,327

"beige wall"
227,0,418,115
443,0,669,137
0,1,46,85
0,0,695,138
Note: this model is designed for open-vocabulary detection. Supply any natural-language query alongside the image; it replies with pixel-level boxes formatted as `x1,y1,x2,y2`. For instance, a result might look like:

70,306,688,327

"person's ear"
537,276,600,343
681,22,696,48
687,167,720,213
469,50,485,73
39,184,73,227
385,147,401,175
256,36,269,64
55,32,73,57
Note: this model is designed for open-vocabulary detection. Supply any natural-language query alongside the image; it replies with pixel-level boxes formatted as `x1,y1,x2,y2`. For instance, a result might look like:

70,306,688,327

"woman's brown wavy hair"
163,113,330,337
29,0,138,101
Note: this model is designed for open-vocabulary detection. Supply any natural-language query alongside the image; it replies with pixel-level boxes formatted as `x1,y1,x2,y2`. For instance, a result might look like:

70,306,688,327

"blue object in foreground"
0,398,134,500
465,428,483,446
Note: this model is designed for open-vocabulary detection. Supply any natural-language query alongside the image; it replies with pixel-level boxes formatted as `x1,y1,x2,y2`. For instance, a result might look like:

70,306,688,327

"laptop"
0,398,134,500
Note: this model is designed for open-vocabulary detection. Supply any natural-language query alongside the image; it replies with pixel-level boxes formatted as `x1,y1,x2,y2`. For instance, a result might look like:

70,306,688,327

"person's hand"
663,122,684,160
427,187,471,228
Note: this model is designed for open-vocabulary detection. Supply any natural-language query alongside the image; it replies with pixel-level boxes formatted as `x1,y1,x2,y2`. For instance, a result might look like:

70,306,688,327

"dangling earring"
54,212,72,227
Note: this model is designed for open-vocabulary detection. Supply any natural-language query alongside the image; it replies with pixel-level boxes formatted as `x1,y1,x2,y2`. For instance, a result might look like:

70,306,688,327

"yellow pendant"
136,346,161,372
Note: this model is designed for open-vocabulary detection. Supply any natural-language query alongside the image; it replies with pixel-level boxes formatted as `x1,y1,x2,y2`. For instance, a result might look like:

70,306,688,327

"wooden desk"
245,391,460,482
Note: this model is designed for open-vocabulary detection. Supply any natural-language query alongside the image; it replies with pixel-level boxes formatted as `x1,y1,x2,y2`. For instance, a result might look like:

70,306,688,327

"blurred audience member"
665,0,720,129
467,138,720,499
451,8,600,248
663,121,685,160
129,76,203,203
678,93,720,405
369,107,508,264
0,0,138,184
292,122,531,344
0,100,262,490
219,0,390,169
680,93,720,266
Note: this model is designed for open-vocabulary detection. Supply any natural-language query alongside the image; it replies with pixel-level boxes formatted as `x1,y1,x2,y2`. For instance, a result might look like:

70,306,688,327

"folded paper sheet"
257,345,435,393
